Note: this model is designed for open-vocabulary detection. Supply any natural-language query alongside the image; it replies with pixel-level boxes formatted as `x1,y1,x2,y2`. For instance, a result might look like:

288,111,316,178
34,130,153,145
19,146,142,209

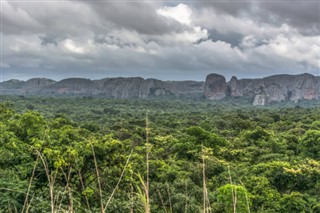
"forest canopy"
0,96,320,212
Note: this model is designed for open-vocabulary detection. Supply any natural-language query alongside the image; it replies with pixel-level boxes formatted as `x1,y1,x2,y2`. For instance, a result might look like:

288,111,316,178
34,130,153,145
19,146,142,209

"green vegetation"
1,96,320,212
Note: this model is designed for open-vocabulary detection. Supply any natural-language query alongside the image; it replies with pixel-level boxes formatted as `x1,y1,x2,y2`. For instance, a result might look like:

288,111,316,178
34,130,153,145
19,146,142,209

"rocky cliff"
204,73,320,105
0,78,55,95
1,73,319,105
204,74,228,100
0,77,204,98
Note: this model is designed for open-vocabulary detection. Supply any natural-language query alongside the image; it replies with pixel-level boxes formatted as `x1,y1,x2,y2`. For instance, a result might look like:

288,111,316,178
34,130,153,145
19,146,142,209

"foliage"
0,96,320,212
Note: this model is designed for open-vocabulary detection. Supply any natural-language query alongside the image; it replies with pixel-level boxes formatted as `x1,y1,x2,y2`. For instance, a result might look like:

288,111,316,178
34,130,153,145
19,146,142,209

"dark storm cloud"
259,1,320,34
39,36,60,46
193,0,320,34
1,0,319,81
1,1,42,34
208,30,243,47
191,1,253,15
80,1,189,35
1,1,100,36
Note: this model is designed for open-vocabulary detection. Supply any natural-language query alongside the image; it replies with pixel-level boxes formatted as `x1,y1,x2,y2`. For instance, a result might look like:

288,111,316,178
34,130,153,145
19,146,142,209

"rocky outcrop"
41,78,97,95
0,78,55,95
164,80,204,97
92,77,204,98
23,78,56,93
204,74,228,100
204,73,320,105
253,94,268,106
93,77,163,98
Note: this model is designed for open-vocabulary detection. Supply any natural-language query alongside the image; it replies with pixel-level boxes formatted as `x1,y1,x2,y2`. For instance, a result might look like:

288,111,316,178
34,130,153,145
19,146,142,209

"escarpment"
1,73,319,105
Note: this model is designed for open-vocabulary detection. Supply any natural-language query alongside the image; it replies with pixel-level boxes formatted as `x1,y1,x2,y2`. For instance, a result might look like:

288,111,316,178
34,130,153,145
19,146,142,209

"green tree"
300,130,320,159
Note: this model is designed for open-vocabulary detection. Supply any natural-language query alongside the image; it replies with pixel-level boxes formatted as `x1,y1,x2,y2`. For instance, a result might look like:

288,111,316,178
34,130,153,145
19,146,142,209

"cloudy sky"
1,0,319,81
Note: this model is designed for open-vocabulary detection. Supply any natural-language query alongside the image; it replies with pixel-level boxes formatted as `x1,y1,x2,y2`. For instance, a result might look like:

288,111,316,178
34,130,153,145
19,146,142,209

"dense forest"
1,96,320,212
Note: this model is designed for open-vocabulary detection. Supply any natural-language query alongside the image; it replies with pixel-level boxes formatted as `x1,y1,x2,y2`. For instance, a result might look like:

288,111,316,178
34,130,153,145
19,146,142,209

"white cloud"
251,34,320,68
63,39,86,54
149,27,208,44
157,4,192,25
156,4,208,44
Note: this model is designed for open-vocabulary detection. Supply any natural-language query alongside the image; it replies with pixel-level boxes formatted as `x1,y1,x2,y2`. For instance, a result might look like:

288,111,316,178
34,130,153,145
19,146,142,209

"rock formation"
253,94,268,106
204,73,320,105
0,78,55,95
24,78,56,93
204,74,228,100
1,73,319,105
0,77,204,98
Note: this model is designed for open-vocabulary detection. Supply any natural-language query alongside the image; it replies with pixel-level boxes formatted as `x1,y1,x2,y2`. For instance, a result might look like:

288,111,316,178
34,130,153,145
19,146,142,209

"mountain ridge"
1,73,320,105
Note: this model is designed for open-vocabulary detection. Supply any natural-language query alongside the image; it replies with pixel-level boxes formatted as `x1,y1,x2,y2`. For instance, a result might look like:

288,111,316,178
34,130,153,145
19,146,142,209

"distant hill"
1,73,320,105
0,77,204,99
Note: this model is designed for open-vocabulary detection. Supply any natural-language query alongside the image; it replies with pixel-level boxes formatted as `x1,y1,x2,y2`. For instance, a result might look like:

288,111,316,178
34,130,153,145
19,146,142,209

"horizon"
1,71,319,83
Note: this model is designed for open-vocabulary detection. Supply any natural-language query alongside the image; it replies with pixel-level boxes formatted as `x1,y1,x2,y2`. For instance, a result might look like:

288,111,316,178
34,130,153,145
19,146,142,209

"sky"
1,0,320,81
